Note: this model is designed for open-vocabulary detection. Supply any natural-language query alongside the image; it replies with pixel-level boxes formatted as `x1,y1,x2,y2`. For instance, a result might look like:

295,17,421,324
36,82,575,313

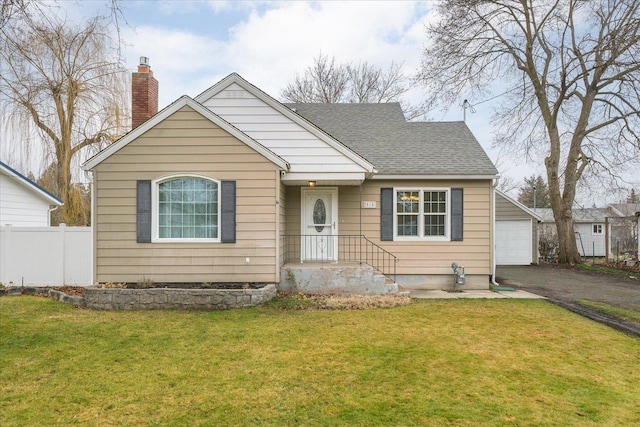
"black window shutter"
136,180,152,243
380,187,393,241
451,188,464,241
221,180,236,243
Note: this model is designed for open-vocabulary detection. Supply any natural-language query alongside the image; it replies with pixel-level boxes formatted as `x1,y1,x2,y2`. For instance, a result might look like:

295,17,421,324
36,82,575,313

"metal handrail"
280,234,398,280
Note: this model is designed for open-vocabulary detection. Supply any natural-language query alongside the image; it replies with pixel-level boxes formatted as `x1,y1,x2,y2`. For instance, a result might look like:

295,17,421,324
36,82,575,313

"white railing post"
59,223,66,285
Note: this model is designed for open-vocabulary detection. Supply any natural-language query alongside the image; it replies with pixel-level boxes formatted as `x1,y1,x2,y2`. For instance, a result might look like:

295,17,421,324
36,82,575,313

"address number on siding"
361,201,377,209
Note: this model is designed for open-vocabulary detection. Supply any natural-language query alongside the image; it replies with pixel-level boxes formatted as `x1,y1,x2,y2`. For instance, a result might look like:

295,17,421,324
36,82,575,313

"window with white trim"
395,188,450,240
155,176,219,241
592,224,603,235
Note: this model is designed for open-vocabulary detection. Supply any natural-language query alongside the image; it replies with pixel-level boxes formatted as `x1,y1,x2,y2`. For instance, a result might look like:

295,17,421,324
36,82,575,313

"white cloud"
119,1,438,109
221,1,433,97
121,25,226,103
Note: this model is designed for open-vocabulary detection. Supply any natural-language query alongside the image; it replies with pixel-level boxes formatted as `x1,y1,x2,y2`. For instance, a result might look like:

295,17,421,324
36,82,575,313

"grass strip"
576,263,639,278
577,299,640,323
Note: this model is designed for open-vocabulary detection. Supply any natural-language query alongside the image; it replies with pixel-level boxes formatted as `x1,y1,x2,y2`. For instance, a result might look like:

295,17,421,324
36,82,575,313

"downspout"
491,177,514,291
359,183,363,237
87,170,95,285
47,205,60,227
275,169,282,284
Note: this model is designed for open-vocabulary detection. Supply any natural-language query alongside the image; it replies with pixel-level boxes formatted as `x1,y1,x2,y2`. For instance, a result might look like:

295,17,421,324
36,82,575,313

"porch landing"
280,262,400,295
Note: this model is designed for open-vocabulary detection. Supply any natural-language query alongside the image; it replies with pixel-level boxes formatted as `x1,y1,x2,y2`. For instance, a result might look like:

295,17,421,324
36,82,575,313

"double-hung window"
155,176,220,241
395,188,450,240
592,224,603,235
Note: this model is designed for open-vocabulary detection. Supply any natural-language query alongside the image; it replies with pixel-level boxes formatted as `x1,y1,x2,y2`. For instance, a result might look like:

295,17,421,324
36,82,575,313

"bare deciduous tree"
0,4,129,225
282,53,425,119
419,0,640,264
282,54,349,103
496,176,520,195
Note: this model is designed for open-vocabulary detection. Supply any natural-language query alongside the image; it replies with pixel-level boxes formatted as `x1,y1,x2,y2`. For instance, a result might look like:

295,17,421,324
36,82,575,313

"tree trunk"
545,126,583,265
56,147,73,225
553,203,582,264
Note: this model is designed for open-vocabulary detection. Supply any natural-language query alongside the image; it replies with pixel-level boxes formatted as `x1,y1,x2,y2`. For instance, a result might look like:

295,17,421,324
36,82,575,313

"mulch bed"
53,286,85,297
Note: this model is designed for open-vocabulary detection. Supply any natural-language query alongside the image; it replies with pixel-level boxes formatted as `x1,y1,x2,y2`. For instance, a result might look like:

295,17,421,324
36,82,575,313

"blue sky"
61,1,543,190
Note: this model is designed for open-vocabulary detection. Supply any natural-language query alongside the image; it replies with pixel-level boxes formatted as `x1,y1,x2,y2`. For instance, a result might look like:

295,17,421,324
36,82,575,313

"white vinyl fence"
0,225,92,286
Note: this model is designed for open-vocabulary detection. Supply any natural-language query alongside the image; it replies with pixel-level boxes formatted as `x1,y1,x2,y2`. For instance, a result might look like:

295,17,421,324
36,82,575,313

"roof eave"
370,174,499,180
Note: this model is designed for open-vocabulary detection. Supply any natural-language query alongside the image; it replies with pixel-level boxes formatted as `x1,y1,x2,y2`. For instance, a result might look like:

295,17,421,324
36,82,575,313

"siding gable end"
83,97,288,171
196,75,375,176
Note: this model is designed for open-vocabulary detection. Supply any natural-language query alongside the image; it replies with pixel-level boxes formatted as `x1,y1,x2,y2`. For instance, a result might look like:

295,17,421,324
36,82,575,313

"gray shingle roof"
285,103,498,176
536,207,607,223
608,203,640,217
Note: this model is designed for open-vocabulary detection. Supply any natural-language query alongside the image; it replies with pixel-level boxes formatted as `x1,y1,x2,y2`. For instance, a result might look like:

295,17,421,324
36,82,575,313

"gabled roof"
0,161,63,206
82,95,289,171
536,207,607,223
496,189,542,221
607,203,640,218
285,103,498,178
195,73,376,175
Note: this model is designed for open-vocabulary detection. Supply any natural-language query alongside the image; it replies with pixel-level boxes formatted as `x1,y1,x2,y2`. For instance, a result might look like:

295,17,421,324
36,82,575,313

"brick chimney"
131,56,158,129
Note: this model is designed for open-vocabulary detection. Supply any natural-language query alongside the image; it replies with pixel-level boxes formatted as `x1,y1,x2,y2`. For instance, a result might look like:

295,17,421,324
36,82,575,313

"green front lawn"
1,296,639,426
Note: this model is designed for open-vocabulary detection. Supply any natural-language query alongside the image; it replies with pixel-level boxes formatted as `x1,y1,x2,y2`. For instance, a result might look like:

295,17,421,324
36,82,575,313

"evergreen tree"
517,175,550,209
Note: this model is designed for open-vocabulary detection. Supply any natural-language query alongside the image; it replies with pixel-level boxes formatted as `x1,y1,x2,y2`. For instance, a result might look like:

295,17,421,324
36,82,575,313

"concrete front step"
281,262,399,295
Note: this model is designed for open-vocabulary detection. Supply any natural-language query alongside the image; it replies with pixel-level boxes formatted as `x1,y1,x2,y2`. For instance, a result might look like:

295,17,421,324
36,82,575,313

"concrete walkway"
409,289,545,299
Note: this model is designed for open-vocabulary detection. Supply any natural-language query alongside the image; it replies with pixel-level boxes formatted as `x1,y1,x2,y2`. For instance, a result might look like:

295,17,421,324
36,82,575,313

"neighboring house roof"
495,189,542,221
83,96,290,171
285,103,499,178
606,203,640,218
0,161,63,206
536,207,607,223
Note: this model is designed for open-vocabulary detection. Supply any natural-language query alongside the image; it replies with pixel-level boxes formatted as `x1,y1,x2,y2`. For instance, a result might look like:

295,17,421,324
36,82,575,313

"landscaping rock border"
1,284,277,310
84,285,277,310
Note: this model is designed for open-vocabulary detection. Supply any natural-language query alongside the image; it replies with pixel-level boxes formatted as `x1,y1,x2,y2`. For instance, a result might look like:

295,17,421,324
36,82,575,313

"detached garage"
495,190,541,265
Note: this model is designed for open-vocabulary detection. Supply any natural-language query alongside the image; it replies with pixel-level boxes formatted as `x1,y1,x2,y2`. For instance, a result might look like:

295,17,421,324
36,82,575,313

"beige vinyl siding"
496,194,530,218
93,105,281,284
495,192,539,264
357,180,492,276
283,180,493,276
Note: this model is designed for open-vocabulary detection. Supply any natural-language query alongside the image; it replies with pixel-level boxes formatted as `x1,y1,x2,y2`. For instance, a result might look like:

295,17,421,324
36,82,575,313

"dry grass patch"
266,291,411,310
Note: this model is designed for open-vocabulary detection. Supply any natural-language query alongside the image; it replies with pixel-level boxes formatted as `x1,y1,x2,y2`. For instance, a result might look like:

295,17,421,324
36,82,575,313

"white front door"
301,188,338,261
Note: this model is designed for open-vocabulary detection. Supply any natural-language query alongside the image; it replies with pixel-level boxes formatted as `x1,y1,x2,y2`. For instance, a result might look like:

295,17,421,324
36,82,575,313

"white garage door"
496,220,532,265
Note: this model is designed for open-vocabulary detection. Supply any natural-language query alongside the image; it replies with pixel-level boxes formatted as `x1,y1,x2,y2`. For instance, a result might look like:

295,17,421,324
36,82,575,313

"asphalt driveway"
496,264,640,337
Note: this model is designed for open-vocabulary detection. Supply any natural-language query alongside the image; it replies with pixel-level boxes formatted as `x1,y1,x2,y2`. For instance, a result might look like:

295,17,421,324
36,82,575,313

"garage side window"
157,177,219,240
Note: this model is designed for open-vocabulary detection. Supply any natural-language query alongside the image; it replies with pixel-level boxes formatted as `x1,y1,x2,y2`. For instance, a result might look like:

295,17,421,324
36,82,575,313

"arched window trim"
151,174,221,243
